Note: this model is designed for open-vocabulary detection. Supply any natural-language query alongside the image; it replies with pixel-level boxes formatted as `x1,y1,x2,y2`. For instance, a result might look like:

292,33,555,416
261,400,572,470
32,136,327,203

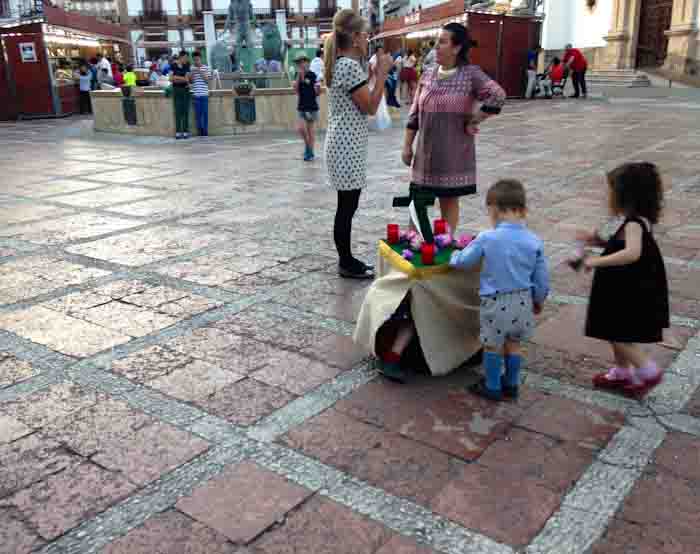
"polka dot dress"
324,57,369,191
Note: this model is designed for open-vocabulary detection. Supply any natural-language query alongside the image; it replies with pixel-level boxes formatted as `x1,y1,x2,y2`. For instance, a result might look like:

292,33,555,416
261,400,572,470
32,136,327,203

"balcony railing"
209,6,337,19
64,7,120,22
137,9,170,21
0,1,44,20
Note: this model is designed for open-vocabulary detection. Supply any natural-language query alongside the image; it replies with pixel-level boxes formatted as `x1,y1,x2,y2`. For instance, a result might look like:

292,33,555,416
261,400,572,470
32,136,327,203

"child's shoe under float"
375,358,408,384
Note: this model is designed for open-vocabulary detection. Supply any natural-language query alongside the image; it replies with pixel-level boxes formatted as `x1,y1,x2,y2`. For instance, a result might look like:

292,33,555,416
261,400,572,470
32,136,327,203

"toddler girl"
450,179,549,401
579,162,669,396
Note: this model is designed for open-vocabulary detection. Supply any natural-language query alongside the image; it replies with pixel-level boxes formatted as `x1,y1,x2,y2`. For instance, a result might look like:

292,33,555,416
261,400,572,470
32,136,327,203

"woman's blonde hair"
324,9,367,87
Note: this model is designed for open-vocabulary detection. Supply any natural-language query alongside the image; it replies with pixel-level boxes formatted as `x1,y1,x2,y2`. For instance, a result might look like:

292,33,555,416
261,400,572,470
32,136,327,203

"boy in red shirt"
564,44,588,98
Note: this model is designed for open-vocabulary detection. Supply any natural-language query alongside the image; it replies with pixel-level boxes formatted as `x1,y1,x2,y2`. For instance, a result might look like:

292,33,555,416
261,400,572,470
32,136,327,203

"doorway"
636,0,673,68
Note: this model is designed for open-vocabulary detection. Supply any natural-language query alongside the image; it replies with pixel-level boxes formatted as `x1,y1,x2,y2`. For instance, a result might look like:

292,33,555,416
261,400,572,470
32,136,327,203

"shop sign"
405,12,420,25
19,42,38,63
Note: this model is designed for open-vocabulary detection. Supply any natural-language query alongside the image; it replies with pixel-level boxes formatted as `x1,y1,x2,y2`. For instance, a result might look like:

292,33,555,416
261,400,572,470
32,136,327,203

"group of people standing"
527,43,589,99
75,54,136,115
167,51,213,139
322,9,669,401
323,10,505,279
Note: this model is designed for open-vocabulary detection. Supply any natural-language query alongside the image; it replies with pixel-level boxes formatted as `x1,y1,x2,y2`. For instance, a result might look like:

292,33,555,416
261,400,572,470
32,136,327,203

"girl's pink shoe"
592,367,633,390
623,365,664,397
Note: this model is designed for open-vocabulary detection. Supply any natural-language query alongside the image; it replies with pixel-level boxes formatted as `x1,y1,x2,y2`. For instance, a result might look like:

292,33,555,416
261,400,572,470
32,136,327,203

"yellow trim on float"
378,241,452,280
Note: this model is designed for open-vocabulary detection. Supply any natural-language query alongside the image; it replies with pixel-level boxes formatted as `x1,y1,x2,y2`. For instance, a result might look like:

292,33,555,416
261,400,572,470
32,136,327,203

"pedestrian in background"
564,43,588,98
171,51,192,139
96,53,112,77
525,45,542,99
123,64,137,88
190,51,212,137
294,53,321,161
113,64,125,87
310,48,325,83
77,64,93,114
98,67,114,88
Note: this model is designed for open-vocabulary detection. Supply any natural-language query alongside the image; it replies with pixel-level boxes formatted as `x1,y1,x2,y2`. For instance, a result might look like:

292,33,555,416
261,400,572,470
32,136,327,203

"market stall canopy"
42,4,129,43
372,13,468,40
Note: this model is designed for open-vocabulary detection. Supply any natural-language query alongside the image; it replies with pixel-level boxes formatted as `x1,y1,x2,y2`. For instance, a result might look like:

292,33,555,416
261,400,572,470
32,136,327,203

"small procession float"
354,189,483,377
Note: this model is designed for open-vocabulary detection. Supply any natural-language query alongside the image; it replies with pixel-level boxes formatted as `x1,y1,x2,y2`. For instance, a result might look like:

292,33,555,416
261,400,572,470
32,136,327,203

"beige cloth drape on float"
353,243,482,376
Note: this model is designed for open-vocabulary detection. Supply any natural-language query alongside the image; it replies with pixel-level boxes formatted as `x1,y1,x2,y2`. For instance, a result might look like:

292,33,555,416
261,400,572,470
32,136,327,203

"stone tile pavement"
1,97,700,553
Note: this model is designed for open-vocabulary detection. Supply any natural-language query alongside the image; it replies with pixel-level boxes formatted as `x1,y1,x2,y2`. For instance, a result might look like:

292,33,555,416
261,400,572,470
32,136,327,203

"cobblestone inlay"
37,444,245,554
247,363,376,442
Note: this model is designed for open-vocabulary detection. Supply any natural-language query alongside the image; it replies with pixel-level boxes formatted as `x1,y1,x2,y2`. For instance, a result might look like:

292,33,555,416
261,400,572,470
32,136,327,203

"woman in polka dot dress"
324,9,394,279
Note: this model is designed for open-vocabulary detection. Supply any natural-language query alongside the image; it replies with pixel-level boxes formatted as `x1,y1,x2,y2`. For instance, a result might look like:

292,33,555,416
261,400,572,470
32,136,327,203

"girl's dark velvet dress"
585,217,669,343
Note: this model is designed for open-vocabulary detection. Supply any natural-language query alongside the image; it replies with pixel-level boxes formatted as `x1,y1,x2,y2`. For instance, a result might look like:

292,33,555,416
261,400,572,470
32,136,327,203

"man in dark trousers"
563,43,588,98
171,51,191,139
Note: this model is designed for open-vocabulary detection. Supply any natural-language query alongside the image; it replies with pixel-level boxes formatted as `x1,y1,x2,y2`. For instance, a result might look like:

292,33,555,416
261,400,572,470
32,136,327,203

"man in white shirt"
309,49,324,83
96,53,112,77
190,51,212,137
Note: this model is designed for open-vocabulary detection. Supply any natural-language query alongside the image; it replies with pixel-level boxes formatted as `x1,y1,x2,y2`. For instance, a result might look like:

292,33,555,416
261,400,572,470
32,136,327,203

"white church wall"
572,0,614,48
542,0,614,50
541,0,574,50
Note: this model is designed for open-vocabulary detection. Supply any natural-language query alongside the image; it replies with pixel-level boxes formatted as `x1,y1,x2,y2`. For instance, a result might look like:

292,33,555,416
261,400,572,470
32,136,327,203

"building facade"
121,0,349,62
541,0,699,76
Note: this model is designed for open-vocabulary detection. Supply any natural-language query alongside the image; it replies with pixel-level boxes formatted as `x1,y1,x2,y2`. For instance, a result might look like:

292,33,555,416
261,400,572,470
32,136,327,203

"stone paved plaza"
2,97,700,554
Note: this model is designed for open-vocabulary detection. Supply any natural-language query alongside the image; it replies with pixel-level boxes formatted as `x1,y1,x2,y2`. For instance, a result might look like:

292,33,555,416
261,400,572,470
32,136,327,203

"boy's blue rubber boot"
503,354,522,400
469,352,503,401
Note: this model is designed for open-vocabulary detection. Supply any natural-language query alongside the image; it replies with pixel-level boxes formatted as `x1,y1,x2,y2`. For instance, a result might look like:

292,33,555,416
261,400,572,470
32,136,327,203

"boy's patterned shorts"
480,289,535,348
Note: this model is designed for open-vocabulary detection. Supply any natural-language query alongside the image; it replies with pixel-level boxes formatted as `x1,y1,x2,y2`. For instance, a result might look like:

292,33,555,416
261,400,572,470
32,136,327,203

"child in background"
77,64,93,114
293,53,320,161
450,179,549,401
149,65,160,85
579,162,669,396
123,64,137,87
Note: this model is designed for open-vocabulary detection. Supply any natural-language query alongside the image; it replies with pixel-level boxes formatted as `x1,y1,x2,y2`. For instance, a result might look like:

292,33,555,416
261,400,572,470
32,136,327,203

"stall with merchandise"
375,2,542,98
0,4,130,119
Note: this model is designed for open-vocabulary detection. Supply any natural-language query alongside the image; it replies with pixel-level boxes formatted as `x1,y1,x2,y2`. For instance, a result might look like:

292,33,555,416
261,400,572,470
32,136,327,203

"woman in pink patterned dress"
402,23,506,232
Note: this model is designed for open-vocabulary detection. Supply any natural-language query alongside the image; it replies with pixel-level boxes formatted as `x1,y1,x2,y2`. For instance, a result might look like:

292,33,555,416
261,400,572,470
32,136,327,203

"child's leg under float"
378,321,414,383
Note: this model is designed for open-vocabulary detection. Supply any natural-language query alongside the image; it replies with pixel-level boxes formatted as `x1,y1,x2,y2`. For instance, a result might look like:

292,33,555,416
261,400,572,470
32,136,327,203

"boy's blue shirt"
449,221,549,304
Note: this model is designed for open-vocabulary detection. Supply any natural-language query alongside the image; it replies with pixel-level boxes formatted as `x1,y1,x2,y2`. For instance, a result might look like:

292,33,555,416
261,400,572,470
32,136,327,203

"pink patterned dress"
407,64,506,197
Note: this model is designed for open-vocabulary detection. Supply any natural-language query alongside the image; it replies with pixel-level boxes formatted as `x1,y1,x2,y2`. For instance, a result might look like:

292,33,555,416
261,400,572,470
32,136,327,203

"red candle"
434,219,447,235
387,224,400,244
421,243,436,265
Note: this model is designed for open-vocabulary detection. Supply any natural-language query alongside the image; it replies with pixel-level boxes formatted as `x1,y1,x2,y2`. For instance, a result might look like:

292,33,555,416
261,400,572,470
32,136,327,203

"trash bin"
235,97,256,124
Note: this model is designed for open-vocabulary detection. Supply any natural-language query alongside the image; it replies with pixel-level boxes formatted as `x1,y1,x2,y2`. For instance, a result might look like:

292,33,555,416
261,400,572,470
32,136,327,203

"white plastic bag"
369,94,392,131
